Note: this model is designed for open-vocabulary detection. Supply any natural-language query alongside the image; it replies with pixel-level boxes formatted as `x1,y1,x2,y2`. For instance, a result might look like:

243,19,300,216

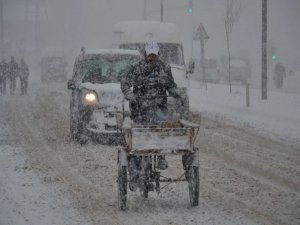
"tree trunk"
226,31,232,93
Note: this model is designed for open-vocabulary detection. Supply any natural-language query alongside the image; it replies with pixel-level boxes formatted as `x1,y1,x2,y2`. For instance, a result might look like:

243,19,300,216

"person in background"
0,59,3,95
0,59,9,95
19,58,30,95
273,62,286,89
8,56,19,95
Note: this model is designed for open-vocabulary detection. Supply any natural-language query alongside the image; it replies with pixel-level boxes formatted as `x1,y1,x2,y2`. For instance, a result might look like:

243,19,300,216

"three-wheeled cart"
117,119,200,210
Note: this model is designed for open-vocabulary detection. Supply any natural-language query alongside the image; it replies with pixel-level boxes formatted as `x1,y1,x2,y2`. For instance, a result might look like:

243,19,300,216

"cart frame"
116,119,200,210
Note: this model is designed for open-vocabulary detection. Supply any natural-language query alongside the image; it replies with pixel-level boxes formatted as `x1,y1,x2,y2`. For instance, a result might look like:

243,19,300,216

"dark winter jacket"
8,60,20,80
274,63,286,78
121,59,181,122
19,61,30,79
0,61,9,81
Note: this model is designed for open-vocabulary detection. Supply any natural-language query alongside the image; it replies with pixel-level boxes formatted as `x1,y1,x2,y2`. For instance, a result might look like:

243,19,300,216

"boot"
129,157,140,191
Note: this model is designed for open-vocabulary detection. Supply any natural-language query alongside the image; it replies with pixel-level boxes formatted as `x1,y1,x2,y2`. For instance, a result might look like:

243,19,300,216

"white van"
113,20,192,88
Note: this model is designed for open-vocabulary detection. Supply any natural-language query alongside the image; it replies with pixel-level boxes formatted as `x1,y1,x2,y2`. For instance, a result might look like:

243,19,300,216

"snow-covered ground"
0,144,90,225
188,79,300,144
0,75,299,225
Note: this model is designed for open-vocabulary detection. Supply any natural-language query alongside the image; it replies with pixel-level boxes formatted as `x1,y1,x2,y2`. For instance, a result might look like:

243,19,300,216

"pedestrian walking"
273,62,286,89
0,59,9,95
8,56,19,95
0,59,5,95
19,58,30,95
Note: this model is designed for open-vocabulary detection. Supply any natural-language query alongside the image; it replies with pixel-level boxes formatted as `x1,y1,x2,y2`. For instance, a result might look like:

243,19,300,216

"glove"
179,97,185,107
159,74,169,85
168,87,182,99
124,91,136,102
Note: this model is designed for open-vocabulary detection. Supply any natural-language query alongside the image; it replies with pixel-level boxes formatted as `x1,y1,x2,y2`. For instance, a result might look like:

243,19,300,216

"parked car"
40,56,67,82
67,48,141,144
220,56,251,85
200,58,221,83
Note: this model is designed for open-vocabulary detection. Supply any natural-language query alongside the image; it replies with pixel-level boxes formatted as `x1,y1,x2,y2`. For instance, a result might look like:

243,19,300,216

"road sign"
193,23,209,41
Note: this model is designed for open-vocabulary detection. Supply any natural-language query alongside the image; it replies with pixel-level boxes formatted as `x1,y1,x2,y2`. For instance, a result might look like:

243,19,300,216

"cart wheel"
187,166,199,206
118,165,127,210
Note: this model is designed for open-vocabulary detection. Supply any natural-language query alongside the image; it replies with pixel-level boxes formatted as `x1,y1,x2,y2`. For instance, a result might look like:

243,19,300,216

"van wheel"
117,150,128,210
70,117,78,140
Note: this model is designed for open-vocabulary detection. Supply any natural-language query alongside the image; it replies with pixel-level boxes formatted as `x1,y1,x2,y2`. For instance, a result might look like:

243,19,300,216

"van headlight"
82,90,98,105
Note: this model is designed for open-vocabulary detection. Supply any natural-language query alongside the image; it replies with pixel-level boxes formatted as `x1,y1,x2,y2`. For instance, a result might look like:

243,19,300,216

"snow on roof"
83,48,140,56
114,20,182,44
75,48,141,61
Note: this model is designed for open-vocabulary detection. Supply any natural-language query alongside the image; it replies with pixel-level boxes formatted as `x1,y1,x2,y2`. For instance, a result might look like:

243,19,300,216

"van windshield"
77,54,140,83
119,43,185,66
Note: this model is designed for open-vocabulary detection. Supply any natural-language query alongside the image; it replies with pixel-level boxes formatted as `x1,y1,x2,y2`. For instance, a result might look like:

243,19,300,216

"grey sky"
2,0,300,74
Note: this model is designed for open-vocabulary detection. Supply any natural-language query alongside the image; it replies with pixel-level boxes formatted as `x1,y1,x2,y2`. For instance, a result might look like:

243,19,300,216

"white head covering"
145,41,159,55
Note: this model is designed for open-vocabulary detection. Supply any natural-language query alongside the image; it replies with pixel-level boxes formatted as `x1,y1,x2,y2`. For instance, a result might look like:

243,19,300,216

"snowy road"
0,81,299,225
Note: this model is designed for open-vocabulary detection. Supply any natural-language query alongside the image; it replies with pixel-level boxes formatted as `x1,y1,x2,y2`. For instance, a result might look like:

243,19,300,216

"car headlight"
85,92,96,102
82,90,98,105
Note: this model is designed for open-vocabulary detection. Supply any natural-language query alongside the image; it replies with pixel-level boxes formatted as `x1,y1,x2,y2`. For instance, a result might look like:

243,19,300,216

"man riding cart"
117,41,200,210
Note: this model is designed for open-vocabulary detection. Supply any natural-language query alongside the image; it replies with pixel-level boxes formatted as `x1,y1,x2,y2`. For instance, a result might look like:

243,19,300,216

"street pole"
160,0,164,22
200,39,207,90
262,0,268,100
0,0,3,58
246,83,250,107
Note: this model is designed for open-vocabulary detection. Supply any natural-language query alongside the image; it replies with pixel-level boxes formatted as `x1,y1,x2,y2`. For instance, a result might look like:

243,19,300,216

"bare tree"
223,0,242,93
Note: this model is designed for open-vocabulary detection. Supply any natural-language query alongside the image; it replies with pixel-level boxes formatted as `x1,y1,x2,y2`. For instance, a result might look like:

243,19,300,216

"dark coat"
19,61,30,79
0,61,9,81
121,59,179,98
8,60,20,79
274,63,286,78
121,59,181,122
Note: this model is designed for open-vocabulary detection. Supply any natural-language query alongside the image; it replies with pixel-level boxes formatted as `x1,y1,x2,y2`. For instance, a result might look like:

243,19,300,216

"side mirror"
187,59,195,74
67,79,76,90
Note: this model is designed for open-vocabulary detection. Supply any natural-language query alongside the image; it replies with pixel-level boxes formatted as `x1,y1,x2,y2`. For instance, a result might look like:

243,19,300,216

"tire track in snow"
193,115,300,225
